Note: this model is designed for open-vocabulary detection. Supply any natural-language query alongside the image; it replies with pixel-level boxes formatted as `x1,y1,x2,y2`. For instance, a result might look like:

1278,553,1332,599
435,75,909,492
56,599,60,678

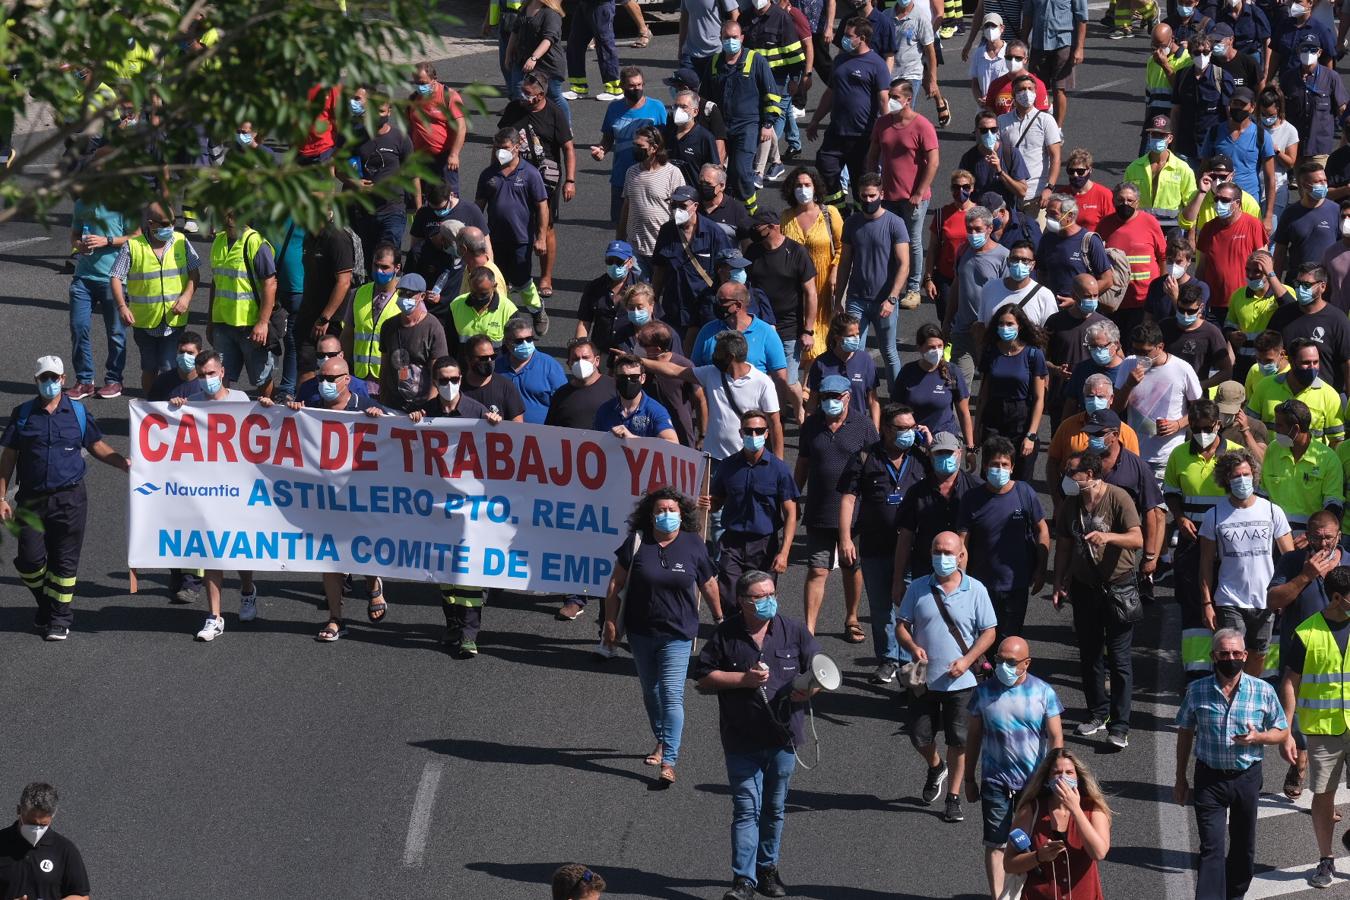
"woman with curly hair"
1005,748,1112,900
975,302,1048,481
780,167,843,373
602,486,721,786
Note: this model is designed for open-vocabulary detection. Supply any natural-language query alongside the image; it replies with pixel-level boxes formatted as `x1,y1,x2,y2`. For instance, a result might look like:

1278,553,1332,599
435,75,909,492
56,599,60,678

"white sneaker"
592,638,616,659
792,106,806,120
195,615,225,641
596,91,622,102
561,90,581,101
239,589,258,622
182,219,199,234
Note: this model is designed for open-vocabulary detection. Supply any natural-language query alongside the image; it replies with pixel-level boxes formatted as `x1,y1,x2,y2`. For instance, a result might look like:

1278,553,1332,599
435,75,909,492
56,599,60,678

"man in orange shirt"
1047,372,1141,479
1196,179,1269,328
409,62,467,201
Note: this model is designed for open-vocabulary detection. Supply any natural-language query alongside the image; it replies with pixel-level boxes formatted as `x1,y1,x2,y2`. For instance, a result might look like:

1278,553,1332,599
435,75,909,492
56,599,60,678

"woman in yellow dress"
779,167,843,375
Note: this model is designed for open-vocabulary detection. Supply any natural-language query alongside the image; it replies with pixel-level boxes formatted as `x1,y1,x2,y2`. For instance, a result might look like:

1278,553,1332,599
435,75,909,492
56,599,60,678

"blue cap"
716,248,751,268
819,374,852,395
605,240,635,261
397,273,427,293
671,185,700,204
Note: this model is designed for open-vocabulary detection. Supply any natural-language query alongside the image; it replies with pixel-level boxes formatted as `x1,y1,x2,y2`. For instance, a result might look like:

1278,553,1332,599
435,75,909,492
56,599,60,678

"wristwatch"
1025,432,1036,440
316,315,330,325
886,295,898,304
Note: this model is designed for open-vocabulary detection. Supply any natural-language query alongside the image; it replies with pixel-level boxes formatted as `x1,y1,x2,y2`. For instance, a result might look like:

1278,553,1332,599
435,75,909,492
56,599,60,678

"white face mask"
887,98,904,114
1007,57,1025,72
1016,88,1036,108
1196,52,1211,69
1045,217,1062,234
673,207,691,226
1169,262,1186,279
438,381,460,402
495,148,513,166
922,347,943,365
672,107,691,125
19,823,47,846
983,25,1000,41
1341,218,1350,237
1302,50,1321,67
1193,430,1218,449
794,185,814,204
570,358,596,380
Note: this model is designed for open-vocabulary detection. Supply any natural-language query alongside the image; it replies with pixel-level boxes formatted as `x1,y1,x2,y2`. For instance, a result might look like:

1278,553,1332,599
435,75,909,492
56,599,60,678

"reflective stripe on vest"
125,235,190,330
1182,627,1214,673
351,283,402,379
209,227,270,326
1295,614,1350,735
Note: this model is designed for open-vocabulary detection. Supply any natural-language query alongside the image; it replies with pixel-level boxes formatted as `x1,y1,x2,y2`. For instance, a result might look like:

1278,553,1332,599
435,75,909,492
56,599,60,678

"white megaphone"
793,653,842,693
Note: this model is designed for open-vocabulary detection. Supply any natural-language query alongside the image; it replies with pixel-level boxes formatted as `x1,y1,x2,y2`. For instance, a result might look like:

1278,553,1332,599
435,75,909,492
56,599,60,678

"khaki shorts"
1307,731,1350,794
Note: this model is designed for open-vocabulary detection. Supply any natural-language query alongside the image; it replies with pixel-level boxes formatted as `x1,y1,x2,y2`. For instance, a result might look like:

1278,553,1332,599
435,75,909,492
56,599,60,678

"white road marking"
1078,77,1132,94
0,236,50,252
402,760,445,867
1244,855,1350,899
1258,786,1350,820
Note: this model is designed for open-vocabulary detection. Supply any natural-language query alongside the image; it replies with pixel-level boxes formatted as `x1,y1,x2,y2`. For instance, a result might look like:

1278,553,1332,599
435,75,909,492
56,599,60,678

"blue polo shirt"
602,97,669,187
692,315,788,374
475,160,547,247
957,481,1046,592
806,348,880,417
617,529,715,640
494,350,568,424
0,396,103,498
826,49,892,137
1103,445,1166,513
711,449,799,537
592,392,675,437
898,572,999,691
894,360,970,437
1274,200,1340,276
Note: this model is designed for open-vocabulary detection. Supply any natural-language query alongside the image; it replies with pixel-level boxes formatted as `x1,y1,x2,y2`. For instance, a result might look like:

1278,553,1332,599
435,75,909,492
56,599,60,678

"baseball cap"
716,248,751,268
1145,114,1173,135
1210,23,1235,39
978,191,1006,212
1231,86,1256,104
664,67,701,92
750,209,780,227
1082,410,1123,434
1297,32,1322,50
605,239,635,261
1215,381,1246,415
34,355,63,378
930,432,962,454
819,375,852,395
1208,152,1235,172
396,273,427,293
670,185,699,204
982,11,1003,26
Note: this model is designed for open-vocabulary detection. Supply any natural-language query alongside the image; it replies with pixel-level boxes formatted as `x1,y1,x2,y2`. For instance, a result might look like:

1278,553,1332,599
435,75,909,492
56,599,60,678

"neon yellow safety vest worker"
449,292,519,346
125,235,191,331
351,283,402,380
1295,612,1350,735
209,228,272,327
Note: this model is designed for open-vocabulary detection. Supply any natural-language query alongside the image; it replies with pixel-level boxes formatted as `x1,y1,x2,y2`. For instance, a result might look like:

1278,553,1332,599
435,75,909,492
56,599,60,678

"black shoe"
44,625,69,641
921,760,948,805
756,866,787,897
782,148,801,162
943,793,964,822
722,877,757,900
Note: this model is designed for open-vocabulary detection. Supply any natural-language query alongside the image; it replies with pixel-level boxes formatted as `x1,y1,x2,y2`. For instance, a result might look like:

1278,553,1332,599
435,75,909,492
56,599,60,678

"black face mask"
1117,204,1136,219
469,292,491,308
632,145,650,163
617,378,643,400
472,360,494,378
697,182,718,201
1214,658,1244,678
623,89,644,105
1291,365,1318,385
378,114,391,129
1230,107,1251,122
861,198,882,215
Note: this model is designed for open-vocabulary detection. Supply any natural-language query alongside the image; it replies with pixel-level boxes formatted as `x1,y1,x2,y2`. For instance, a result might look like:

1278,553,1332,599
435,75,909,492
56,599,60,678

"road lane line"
0,236,50,252
1245,855,1350,898
1078,77,1131,94
1258,786,1350,820
403,760,445,867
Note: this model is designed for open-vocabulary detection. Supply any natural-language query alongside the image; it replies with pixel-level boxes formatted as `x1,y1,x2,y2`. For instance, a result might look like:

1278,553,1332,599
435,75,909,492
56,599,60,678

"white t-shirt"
694,364,780,460
978,278,1058,327
1114,355,1203,468
1269,119,1299,190
997,108,1063,198
970,44,1009,96
1199,496,1291,609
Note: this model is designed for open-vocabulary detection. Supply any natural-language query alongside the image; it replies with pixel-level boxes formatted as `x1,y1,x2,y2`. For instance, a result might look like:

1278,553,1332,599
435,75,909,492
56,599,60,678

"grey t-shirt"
682,0,740,58
842,210,911,305
953,243,1011,334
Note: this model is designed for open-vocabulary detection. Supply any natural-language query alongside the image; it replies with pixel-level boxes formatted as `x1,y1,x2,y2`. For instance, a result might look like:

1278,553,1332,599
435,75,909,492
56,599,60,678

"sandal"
1284,761,1305,800
936,98,952,128
659,764,676,785
538,284,554,298
316,620,345,642
644,744,664,766
367,579,387,623
631,29,651,48
845,621,866,643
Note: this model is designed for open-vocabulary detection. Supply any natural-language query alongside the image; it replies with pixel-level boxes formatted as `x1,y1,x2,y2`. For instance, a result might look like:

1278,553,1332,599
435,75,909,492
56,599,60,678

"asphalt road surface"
0,12,1345,900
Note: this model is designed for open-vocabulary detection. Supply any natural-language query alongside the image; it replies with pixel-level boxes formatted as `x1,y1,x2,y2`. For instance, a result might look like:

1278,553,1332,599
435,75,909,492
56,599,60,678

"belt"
19,481,83,501
1196,759,1257,777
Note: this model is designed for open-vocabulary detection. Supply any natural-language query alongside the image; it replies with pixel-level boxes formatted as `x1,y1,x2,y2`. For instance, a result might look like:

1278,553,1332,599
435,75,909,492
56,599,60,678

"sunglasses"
508,336,535,345
316,351,340,362
474,353,496,362
1296,280,1320,289
618,373,643,383
742,426,768,435
978,127,999,135
1067,167,1090,176
952,182,973,190
319,373,348,383
435,376,462,386
36,374,60,383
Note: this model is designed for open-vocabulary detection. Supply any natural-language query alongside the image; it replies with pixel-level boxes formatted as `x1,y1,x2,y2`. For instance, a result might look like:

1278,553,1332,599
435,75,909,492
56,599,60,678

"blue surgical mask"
1230,474,1255,499
203,375,222,395
1176,310,1199,327
373,269,396,286
722,37,742,55
842,335,862,353
1214,200,1233,218
753,594,779,620
399,295,420,315
177,352,197,374
1084,394,1108,413
934,453,958,475
628,307,651,326
821,397,845,417
986,466,1011,487
318,379,340,402
932,553,959,577
996,324,1019,342
996,661,1020,686
1311,184,1329,200
434,205,453,219
38,379,61,400
236,131,254,147
979,131,998,150
895,428,916,450
1088,435,1107,453
153,226,175,242
654,510,682,532
1080,297,1099,314
1259,361,1279,376
1009,260,1031,281
743,432,766,453
841,36,856,53
1178,3,1193,14
416,82,433,96
729,268,748,284
1058,775,1080,791
1297,283,1316,305
1148,136,1169,154
512,340,536,360
350,99,366,116
1248,275,1266,291
969,232,987,249
608,263,629,281
1090,346,1113,366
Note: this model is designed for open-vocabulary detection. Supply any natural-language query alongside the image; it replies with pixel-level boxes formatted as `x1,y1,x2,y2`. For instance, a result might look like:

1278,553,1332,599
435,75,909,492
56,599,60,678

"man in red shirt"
409,61,467,202
866,81,939,309
1054,148,1115,232
982,41,1051,116
299,85,341,171
1196,180,1269,327
1098,182,1166,336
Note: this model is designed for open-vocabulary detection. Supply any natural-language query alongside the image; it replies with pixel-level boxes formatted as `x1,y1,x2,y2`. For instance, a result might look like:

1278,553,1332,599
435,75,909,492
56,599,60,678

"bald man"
1145,25,1187,132
965,636,1066,899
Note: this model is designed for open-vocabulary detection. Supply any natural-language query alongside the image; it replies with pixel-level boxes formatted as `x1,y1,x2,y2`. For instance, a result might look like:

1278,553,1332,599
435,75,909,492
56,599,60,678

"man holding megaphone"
695,570,830,900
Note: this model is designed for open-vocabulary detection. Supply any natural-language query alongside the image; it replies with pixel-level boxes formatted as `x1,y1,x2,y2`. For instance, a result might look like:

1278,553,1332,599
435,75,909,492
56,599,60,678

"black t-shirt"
299,225,356,322
799,412,880,529
510,6,566,80
1216,52,1262,92
746,237,817,341
1045,310,1109,372
642,353,699,446
463,374,527,420
577,272,642,353
666,122,720,180
499,98,573,171
411,393,489,419
1268,302,1350,390
0,824,90,900
354,125,414,214
703,197,754,243
545,376,615,428
149,369,194,401
1160,318,1230,380
697,101,728,141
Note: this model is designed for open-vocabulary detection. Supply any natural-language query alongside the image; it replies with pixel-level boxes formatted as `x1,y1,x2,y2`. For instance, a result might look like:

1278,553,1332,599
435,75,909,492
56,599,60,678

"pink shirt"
870,111,940,202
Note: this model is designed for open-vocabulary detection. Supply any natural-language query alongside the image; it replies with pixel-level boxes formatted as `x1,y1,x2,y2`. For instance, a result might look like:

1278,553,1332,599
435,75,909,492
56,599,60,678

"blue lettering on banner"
159,529,339,561
253,479,434,516
540,552,613,586
443,493,512,522
350,535,455,569
483,547,530,578
531,500,620,534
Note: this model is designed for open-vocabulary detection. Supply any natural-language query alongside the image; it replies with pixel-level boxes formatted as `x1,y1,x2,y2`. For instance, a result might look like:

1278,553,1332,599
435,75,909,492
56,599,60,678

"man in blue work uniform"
564,0,622,103
1215,0,1270,61
652,185,735,338
0,356,130,641
741,0,807,183
705,19,780,213
805,18,891,211
1280,34,1350,164
1271,0,1336,77
1172,33,1235,164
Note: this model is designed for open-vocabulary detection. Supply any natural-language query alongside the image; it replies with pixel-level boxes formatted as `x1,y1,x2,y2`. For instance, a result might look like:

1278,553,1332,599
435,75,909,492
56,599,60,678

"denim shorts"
132,327,182,375
781,338,801,386
1215,605,1274,655
981,783,1022,847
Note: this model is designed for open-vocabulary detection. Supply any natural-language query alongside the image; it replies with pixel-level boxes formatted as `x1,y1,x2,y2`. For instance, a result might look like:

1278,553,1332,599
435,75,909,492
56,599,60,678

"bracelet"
565,178,575,183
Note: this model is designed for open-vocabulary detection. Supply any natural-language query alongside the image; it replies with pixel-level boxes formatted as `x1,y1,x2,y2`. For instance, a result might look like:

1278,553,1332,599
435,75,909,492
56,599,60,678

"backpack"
16,398,88,441
344,226,367,286
1082,230,1133,312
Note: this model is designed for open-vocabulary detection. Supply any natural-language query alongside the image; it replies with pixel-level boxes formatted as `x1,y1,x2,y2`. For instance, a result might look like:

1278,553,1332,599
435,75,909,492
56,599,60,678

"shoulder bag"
930,582,989,682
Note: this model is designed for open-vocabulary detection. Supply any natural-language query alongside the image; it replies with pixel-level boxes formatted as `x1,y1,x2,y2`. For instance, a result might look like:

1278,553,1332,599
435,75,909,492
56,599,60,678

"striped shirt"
1177,674,1286,771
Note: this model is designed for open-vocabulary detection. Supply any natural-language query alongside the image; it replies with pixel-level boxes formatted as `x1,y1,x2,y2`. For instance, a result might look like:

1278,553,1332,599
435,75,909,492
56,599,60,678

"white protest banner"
127,401,707,595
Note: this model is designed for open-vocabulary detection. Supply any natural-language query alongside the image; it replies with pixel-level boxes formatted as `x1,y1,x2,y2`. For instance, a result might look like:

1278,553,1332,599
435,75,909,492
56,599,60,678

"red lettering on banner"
240,414,270,464
486,432,514,480
173,414,204,462
577,441,605,490
548,439,573,485
352,423,378,471
139,414,169,462
274,418,304,468
207,413,239,463
449,432,481,479
319,421,348,470
645,452,669,495
517,436,548,484
623,445,649,495
390,427,418,473
424,430,452,477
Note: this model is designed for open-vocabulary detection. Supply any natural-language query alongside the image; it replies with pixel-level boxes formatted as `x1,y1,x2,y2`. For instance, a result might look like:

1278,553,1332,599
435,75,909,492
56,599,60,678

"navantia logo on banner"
135,481,241,497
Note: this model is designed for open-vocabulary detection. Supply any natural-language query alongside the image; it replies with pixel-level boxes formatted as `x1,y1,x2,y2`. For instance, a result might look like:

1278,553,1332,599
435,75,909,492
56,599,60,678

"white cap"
34,355,64,378
982,11,1004,26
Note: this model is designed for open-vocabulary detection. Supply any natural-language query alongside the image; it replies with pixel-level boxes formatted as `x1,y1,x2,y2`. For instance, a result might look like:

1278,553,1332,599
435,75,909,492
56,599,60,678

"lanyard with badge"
883,453,911,506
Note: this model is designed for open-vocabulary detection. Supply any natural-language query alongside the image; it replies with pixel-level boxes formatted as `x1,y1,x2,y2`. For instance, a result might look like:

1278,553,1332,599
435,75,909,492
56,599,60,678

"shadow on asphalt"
409,736,654,785
1107,843,1195,874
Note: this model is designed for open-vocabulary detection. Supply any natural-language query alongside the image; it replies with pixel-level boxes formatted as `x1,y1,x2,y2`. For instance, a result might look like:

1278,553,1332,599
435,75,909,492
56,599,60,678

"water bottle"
433,268,451,298
80,224,91,256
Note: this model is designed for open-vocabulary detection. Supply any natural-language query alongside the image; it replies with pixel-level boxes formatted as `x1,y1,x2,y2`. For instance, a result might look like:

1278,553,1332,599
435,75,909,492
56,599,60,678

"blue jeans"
69,277,126,385
886,197,929,296
505,71,572,126
846,297,901,390
726,746,797,883
132,327,182,376
626,630,692,765
214,323,277,389
277,290,303,398
860,554,909,664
